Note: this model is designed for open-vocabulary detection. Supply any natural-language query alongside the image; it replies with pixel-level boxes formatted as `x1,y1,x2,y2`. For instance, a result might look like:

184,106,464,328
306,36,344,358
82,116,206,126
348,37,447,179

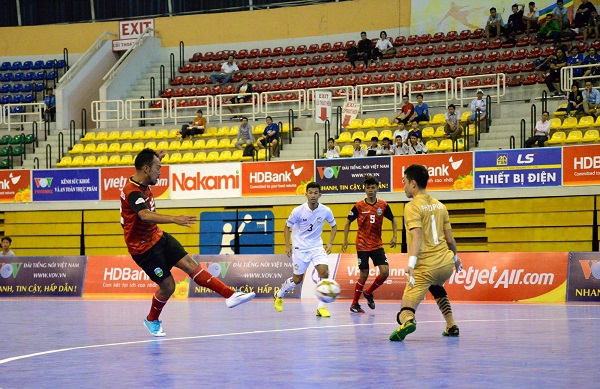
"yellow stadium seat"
434,126,446,138
281,123,291,133
229,126,239,136
346,118,362,130
120,154,134,165
82,155,96,166
576,116,594,129
564,130,583,143
120,143,133,153
582,129,599,142
352,131,365,141
118,130,133,141
167,140,181,150
192,139,206,149
418,115,431,125
95,155,109,166
107,155,121,165
437,139,453,152
168,129,179,138
160,153,170,164
69,144,84,154
70,156,84,167
203,126,218,137
181,152,195,163
131,142,145,152
336,132,352,143
142,129,157,139
80,132,95,142
203,138,218,149
217,138,233,148
131,129,145,140
156,141,169,150
547,131,566,145
559,117,578,130
455,138,465,150
156,129,170,139
217,150,232,161
553,104,568,116
107,131,120,141
95,132,108,142
81,143,96,154
229,149,243,161
180,139,194,150
359,117,376,129
363,129,379,142
253,124,266,135
421,127,435,139
168,152,183,163
379,129,393,140
145,141,157,150
460,111,471,123
95,143,108,154
256,149,267,160
205,151,219,163
593,117,600,127
549,117,562,130
374,117,391,128
217,126,230,136
339,144,354,157
107,143,121,153
466,124,475,136
56,156,72,167
429,113,446,125
425,140,438,152
193,151,207,163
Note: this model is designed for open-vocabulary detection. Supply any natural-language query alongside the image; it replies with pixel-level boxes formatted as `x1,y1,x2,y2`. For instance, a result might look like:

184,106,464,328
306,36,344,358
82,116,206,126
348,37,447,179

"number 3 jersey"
120,178,163,255
404,193,454,271
286,202,336,252
347,199,394,251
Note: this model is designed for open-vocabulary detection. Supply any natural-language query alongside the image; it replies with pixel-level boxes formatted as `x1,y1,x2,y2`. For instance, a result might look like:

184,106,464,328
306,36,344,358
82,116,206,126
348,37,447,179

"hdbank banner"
170,163,241,199
392,152,473,192
562,144,600,186
32,169,100,201
0,256,86,297
100,166,170,200
315,156,391,194
567,252,600,301
474,148,562,189
188,255,298,298
0,169,31,202
241,159,314,196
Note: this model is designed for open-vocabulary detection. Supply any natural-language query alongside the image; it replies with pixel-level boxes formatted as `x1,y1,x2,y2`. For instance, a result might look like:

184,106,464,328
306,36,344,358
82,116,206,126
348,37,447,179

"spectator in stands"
393,135,406,155
180,109,206,140
583,47,600,78
566,84,584,118
584,9,600,41
325,138,340,159
504,3,526,43
210,55,240,84
567,46,584,78
44,88,56,122
0,236,15,257
257,116,279,157
392,95,414,125
372,31,395,62
228,76,253,118
404,133,428,155
348,31,373,68
536,14,561,46
408,120,423,141
582,81,600,116
467,89,487,125
444,104,462,142
393,121,409,144
235,117,254,150
352,138,366,158
553,1,569,32
379,137,394,155
544,47,567,96
367,136,381,156
524,111,551,147
485,7,504,41
575,0,596,33
409,94,429,124
523,1,540,36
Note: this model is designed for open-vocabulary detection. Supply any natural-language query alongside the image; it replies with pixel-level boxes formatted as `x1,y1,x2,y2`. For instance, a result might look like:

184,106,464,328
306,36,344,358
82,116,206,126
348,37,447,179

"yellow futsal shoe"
389,319,416,341
316,306,331,317
273,290,284,312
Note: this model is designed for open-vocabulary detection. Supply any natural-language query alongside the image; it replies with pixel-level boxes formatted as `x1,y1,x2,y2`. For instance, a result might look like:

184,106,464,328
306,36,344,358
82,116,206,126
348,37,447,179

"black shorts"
259,136,278,146
131,232,188,284
357,248,388,270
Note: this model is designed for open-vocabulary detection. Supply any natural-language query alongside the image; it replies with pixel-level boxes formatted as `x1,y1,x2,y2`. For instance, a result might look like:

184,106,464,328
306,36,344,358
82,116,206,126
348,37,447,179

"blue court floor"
0,298,599,388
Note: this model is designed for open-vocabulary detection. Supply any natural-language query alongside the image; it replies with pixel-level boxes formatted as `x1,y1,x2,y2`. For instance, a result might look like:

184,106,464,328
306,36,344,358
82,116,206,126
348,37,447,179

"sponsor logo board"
32,169,100,201
562,144,600,186
392,152,474,191
0,170,31,202
100,166,170,200
170,163,241,199
241,160,314,196
315,157,391,194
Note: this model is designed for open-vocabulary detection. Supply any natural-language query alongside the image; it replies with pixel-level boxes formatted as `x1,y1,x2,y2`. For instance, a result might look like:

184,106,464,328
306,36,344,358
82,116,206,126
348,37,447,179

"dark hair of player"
404,164,429,189
134,148,160,170
363,175,379,187
306,181,321,192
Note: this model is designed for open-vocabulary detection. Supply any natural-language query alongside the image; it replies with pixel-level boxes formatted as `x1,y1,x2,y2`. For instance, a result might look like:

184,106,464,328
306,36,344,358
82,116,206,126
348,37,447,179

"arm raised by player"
325,224,338,254
341,218,352,252
137,209,197,227
283,224,293,257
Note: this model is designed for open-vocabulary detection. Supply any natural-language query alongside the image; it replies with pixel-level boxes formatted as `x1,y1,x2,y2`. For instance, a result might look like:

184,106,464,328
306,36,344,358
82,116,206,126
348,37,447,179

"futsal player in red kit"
342,176,398,313
121,148,255,336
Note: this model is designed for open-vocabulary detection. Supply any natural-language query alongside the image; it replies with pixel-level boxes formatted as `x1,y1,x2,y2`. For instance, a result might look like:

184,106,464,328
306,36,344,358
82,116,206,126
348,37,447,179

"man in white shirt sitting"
353,138,366,158
210,55,240,84
325,138,340,159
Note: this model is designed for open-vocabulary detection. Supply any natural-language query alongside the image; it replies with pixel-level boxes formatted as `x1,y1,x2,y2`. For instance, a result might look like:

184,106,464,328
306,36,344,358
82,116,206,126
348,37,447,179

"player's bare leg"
274,273,304,312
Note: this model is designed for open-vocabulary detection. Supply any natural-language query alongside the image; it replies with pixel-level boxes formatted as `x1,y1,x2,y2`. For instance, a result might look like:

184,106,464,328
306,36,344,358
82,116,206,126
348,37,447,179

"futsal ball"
315,279,341,303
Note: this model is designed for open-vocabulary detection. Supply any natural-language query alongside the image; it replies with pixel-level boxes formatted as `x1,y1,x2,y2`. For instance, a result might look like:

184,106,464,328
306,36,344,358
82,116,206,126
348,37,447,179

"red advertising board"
241,159,314,196
84,256,188,297
100,167,170,200
392,152,474,191
562,144,600,186
335,252,568,302
0,170,31,202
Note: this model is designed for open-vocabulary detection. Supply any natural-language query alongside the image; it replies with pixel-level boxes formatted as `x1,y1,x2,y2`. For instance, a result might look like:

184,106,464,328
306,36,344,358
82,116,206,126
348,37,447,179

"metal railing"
454,73,506,106
91,100,124,127
405,78,453,107
171,95,214,124
356,82,403,113
214,93,258,122
560,63,600,92
103,27,157,82
4,103,44,131
261,89,306,116
307,86,355,112
125,97,169,126
59,31,117,84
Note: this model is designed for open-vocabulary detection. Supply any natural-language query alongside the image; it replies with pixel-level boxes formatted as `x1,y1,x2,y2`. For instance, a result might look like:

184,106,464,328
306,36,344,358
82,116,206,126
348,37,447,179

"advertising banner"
100,166,170,200
0,169,31,202
315,156,391,194
0,256,86,297
83,256,188,297
188,255,299,299
392,152,474,192
241,160,314,197
474,148,562,189
32,169,100,201
299,254,341,299
562,145,600,186
566,252,600,302
170,163,241,199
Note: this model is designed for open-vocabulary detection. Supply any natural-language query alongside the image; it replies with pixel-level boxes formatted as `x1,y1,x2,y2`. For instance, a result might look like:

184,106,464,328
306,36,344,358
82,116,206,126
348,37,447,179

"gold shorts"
402,262,455,303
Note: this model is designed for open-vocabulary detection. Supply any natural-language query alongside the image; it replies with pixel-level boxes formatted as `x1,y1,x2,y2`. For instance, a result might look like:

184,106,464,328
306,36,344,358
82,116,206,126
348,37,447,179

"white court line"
1,317,599,366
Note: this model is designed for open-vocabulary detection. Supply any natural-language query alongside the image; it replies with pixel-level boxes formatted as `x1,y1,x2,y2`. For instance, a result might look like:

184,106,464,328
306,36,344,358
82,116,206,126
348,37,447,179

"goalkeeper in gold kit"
390,164,463,341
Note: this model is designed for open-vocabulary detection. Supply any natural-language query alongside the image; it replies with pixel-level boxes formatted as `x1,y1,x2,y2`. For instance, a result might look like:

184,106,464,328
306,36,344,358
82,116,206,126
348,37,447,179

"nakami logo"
579,260,600,280
34,177,53,188
517,153,535,164
173,170,239,191
317,166,341,179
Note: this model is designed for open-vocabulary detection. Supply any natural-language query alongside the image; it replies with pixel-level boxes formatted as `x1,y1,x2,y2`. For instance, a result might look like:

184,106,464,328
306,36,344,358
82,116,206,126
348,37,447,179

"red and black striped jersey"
120,178,163,255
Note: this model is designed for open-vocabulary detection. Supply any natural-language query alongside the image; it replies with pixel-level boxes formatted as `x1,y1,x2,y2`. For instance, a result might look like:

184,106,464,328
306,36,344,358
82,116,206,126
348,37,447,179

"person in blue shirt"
408,94,429,124
582,81,600,116
553,0,569,31
567,46,584,78
257,116,280,157
583,47,600,78
44,88,56,122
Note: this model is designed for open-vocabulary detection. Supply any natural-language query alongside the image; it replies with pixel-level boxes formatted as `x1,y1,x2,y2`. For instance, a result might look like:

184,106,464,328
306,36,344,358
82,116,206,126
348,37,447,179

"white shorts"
292,247,328,275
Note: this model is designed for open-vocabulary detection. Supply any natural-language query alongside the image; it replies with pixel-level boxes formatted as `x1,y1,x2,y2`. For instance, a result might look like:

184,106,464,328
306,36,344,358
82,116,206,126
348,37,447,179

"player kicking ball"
121,148,255,337
342,176,397,314
390,164,462,341
274,182,338,317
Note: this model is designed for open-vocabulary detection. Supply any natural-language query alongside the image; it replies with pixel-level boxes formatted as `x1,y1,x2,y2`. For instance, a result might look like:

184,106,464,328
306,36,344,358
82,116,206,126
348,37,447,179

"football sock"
435,296,456,328
277,277,297,298
365,275,385,295
189,265,234,298
147,291,169,321
352,280,365,305
399,307,415,325
317,300,326,309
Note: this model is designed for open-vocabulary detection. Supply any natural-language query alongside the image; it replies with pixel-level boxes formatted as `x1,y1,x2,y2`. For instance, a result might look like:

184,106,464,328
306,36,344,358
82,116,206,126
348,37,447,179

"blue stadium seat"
23,94,34,103
56,60,66,69
43,60,54,69
32,60,44,70
10,84,23,93
10,62,22,71
12,72,23,81
0,62,10,71
33,82,45,91
35,71,45,81
23,72,35,81
46,70,57,80
0,73,12,82
0,95,10,104
12,94,23,103
10,106,24,113
21,61,33,70
0,84,10,93
22,83,32,93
